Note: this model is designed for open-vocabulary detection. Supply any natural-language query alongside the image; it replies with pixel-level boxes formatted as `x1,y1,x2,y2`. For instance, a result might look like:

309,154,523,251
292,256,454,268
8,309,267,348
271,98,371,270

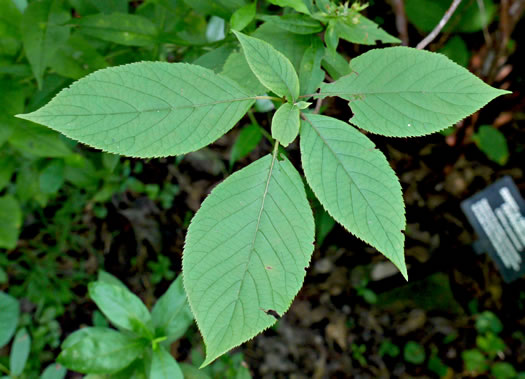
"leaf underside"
17,62,254,158
300,114,407,278
319,47,509,137
183,155,314,366
233,30,300,101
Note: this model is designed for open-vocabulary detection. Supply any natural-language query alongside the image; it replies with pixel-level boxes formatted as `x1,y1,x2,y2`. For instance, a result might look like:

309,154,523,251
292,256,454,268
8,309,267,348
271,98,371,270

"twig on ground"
416,0,463,50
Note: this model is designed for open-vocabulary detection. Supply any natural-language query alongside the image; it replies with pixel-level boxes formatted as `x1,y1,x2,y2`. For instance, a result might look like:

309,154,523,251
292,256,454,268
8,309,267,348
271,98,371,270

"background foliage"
0,0,524,377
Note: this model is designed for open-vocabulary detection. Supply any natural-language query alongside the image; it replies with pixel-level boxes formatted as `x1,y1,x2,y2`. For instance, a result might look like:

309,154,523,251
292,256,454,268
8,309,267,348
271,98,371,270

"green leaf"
267,0,310,14
21,0,71,88
183,0,246,18
230,123,263,169
253,23,316,70
439,36,470,67
233,30,300,101
299,40,325,96
0,0,22,56
462,349,489,373
403,341,426,364
300,114,406,278
47,34,108,79
0,195,23,250
405,0,496,33
89,282,153,337
39,160,65,194
68,0,128,15
74,13,158,47
151,276,194,344
475,311,503,334
271,103,299,147
58,327,146,374
40,363,67,379
221,50,267,95
230,2,256,32
332,12,400,46
179,363,211,379
183,154,315,366
97,270,128,291
10,328,31,376
0,292,19,348
321,49,351,81
8,124,72,158
150,346,183,379
259,14,323,35
473,125,509,165
0,156,16,190
17,62,255,158
491,362,517,379
194,44,237,72
319,47,509,137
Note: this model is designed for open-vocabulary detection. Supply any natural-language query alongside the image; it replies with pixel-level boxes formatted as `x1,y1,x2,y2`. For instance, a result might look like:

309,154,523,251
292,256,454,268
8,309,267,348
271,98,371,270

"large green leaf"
17,62,255,158
318,47,509,137
151,276,194,344
233,31,300,101
183,154,314,366
21,0,70,88
150,347,183,379
300,114,407,278
0,196,22,250
0,292,19,348
89,282,153,337
271,103,300,147
58,327,146,374
10,328,31,376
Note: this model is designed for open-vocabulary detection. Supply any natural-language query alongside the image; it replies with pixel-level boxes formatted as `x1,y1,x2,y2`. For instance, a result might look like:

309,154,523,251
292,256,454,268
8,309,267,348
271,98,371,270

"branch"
391,0,409,46
416,0,463,50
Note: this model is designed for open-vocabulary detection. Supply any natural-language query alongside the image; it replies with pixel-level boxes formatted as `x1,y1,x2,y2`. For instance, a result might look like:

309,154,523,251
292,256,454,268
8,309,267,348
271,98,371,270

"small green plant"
16,0,509,366
0,291,66,379
462,311,524,378
472,125,510,165
56,271,193,378
403,341,426,365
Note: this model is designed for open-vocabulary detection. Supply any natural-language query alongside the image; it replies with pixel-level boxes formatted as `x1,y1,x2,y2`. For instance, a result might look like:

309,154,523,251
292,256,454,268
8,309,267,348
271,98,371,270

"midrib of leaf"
244,37,296,100
34,96,264,117
158,350,169,378
313,89,501,97
301,113,399,260
79,340,144,361
233,144,278,314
